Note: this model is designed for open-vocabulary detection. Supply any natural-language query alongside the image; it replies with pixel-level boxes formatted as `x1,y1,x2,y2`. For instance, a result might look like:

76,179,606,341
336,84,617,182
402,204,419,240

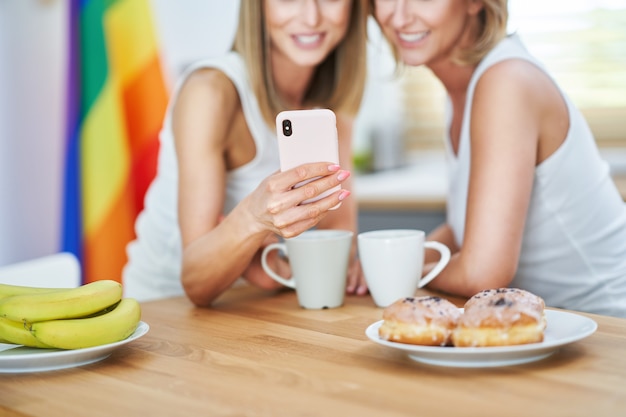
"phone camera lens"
282,119,293,137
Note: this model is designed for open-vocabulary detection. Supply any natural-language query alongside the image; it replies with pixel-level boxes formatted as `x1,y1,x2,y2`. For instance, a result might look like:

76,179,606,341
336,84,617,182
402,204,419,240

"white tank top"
445,34,626,317
123,52,279,301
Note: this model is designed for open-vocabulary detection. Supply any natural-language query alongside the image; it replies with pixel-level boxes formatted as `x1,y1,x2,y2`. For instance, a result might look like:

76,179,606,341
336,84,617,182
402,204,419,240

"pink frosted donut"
379,296,461,346
452,288,547,347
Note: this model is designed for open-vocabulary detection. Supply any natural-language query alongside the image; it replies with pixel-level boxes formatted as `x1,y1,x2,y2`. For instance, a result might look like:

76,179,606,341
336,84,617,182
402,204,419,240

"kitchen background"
0,0,624,271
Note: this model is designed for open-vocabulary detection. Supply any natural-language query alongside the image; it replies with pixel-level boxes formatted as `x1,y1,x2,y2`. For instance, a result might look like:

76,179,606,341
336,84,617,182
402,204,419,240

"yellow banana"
0,280,123,323
0,283,66,299
0,317,53,348
82,300,121,318
29,297,141,349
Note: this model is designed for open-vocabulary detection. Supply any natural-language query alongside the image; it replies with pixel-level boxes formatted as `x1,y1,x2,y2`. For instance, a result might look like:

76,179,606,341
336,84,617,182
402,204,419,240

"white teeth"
398,32,427,43
295,34,321,45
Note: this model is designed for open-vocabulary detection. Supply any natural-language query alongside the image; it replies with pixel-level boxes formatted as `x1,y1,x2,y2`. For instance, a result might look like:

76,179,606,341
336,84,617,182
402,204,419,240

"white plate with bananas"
0,280,149,373
0,321,149,373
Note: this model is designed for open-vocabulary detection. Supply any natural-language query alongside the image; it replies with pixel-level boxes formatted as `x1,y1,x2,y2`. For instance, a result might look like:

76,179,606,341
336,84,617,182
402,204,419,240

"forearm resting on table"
424,251,516,298
181,216,271,307
423,223,508,297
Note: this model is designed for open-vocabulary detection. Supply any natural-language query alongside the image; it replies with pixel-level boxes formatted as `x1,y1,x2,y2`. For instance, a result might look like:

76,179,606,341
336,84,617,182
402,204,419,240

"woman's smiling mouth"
293,33,324,47
398,31,429,44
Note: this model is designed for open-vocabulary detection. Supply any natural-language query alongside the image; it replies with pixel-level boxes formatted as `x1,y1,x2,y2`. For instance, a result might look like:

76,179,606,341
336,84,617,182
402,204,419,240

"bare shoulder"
472,58,564,131
172,67,243,154
475,59,557,102
174,67,240,120
172,67,242,147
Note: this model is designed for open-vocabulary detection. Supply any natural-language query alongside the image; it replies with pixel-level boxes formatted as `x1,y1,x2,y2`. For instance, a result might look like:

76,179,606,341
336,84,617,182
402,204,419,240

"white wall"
0,0,66,267
150,0,239,86
0,0,398,268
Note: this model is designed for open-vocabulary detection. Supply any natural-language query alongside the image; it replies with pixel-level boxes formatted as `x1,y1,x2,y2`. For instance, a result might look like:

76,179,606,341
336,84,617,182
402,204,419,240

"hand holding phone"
275,109,342,208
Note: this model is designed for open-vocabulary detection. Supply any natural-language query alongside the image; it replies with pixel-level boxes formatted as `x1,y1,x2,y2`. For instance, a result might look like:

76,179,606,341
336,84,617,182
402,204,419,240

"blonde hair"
459,0,508,65
369,0,508,66
234,0,369,128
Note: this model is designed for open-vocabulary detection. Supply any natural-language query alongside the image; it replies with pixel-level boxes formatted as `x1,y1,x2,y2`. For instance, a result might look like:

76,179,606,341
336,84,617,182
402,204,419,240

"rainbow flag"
62,0,168,283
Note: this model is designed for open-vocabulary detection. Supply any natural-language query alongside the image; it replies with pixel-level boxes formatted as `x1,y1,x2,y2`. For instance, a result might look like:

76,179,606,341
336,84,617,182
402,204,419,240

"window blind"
402,0,626,149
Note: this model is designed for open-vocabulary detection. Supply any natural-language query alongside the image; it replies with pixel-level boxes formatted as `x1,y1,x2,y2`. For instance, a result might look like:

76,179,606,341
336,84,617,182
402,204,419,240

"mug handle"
261,243,296,289
417,241,451,288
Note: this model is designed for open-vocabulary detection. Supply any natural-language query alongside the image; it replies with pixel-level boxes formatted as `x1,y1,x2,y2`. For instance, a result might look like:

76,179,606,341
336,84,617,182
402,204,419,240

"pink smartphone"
275,108,341,208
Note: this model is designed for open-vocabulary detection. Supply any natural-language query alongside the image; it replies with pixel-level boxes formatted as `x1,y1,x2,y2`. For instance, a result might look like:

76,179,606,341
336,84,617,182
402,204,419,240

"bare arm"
426,60,554,297
173,69,352,306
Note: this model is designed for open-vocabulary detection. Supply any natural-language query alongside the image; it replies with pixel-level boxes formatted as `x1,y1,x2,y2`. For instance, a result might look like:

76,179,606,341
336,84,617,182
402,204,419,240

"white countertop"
354,147,626,210
354,150,447,210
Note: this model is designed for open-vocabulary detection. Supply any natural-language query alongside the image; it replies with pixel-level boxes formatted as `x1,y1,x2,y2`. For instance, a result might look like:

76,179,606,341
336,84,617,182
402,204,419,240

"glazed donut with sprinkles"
378,288,547,347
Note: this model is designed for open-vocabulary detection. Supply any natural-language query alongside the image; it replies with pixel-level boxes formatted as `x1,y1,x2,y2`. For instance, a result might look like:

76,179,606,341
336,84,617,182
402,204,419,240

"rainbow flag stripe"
62,0,168,283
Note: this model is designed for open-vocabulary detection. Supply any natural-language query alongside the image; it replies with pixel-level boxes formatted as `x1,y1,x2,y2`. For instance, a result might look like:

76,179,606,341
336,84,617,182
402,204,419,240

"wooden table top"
2,286,625,417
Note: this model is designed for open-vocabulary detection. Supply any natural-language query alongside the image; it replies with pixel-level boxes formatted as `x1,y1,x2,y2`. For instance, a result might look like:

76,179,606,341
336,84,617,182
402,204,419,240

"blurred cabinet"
358,208,445,234
354,151,447,234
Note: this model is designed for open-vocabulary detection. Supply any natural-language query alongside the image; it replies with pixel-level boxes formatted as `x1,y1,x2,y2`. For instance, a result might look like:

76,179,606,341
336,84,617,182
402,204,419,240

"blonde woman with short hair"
371,0,626,317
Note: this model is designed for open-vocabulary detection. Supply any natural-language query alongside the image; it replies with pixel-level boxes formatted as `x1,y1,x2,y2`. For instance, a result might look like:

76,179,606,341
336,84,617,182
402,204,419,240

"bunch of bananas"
0,280,141,349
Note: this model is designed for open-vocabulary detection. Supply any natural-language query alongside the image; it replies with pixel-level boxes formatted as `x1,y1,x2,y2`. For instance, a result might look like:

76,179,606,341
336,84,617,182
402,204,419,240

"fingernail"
338,190,351,201
337,170,351,181
328,164,340,172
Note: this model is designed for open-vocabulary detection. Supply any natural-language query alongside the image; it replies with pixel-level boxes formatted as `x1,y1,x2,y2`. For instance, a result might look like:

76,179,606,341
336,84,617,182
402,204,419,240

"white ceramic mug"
358,229,450,308
261,230,353,309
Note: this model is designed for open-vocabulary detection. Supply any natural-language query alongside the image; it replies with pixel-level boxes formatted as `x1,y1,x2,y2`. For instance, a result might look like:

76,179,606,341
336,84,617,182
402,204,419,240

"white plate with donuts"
366,309,597,368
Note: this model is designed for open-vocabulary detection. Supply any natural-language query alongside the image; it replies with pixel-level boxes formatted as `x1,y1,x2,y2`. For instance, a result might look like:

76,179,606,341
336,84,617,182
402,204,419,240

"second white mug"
358,229,450,308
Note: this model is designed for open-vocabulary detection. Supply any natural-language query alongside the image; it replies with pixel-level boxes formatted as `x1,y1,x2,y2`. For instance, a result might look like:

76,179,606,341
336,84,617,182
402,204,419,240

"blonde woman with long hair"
124,0,370,306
